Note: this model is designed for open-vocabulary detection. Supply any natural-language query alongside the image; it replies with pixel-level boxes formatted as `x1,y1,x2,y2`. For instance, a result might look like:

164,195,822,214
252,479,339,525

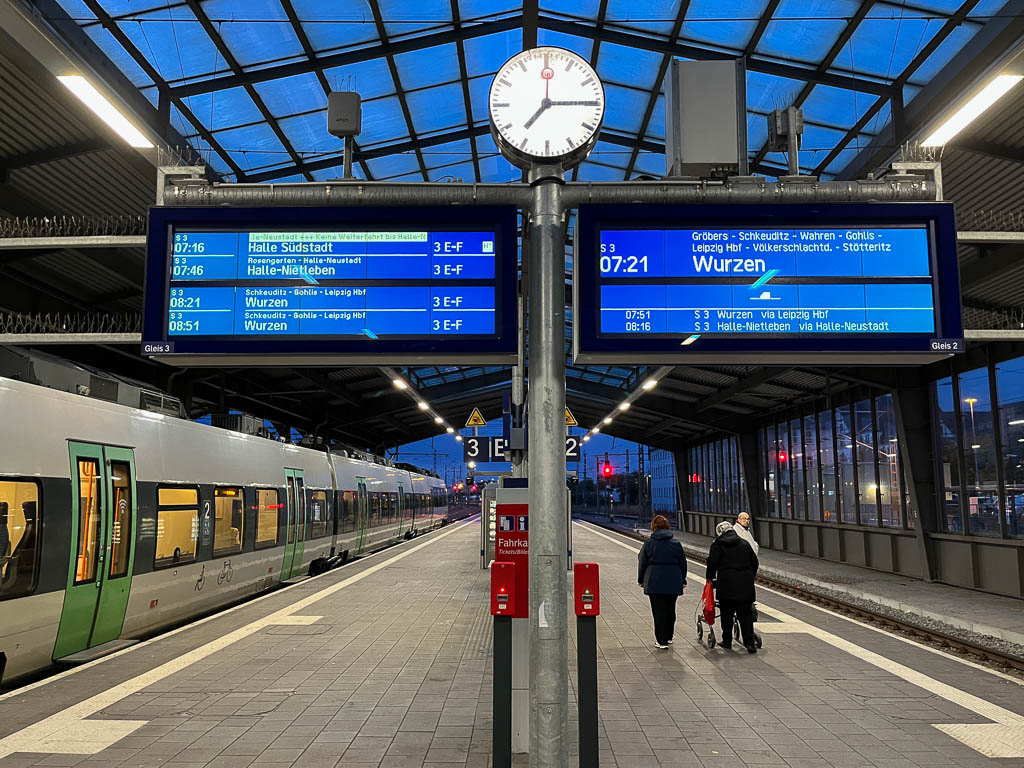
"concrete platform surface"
0,518,1021,767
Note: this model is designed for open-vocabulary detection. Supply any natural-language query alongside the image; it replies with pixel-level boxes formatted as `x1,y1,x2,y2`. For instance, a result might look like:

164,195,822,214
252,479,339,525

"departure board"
143,206,517,365
574,203,962,364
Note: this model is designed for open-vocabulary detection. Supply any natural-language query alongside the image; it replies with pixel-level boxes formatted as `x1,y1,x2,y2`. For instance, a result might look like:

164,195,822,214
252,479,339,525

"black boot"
745,642,757,654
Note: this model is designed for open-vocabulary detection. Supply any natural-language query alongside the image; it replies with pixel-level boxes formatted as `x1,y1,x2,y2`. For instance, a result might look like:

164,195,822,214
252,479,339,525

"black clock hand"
524,99,551,129
549,100,600,106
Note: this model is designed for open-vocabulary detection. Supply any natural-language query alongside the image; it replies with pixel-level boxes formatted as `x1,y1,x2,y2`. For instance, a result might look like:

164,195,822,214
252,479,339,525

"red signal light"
602,463,613,477
778,451,788,463
471,484,478,492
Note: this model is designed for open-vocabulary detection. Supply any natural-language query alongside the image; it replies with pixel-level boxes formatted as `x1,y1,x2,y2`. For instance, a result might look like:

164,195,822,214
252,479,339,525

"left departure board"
142,206,518,365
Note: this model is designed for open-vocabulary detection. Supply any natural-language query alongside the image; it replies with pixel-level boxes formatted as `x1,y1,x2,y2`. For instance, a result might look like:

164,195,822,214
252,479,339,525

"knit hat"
715,521,733,536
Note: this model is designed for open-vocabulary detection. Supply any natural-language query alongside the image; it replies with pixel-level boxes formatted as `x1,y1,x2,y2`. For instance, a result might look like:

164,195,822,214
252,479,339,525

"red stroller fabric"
701,580,715,626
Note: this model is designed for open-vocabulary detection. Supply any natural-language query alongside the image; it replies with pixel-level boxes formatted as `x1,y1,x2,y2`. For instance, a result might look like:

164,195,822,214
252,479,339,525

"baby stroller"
696,580,762,649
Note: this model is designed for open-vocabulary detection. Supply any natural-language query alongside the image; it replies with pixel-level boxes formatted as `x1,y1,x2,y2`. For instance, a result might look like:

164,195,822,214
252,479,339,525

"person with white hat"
707,520,759,652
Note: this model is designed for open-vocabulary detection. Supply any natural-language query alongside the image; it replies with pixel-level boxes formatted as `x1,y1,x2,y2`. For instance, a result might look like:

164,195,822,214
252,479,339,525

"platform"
1,518,1022,767
579,512,1024,658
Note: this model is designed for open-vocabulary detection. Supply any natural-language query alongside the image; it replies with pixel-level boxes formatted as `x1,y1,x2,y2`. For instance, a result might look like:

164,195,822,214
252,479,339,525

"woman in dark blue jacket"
638,515,688,649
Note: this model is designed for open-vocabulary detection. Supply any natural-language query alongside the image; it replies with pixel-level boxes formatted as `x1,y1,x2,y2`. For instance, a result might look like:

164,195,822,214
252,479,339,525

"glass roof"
51,0,1003,183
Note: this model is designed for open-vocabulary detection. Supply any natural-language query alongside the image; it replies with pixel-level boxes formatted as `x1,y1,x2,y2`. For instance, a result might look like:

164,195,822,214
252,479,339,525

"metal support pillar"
893,380,939,581
527,170,568,768
343,137,354,180
493,615,512,768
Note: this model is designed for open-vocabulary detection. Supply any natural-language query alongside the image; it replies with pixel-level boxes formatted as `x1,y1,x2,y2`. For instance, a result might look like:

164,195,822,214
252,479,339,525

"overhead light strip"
57,75,154,148
921,74,1023,147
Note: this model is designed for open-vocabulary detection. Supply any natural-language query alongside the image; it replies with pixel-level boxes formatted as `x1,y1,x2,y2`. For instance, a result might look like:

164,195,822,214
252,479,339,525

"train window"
155,487,199,567
108,461,132,579
75,459,102,584
310,490,329,538
214,487,244,555
0,480,40,599
255,489,280,547
370,492,382,526
340,490,357,532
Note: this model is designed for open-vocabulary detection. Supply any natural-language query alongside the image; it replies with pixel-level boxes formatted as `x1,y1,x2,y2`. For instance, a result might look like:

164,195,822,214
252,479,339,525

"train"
0,375,459,687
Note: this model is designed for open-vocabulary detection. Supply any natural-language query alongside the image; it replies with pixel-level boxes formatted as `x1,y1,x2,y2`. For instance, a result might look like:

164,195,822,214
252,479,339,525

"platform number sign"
464,434,581,463
565,436,581,462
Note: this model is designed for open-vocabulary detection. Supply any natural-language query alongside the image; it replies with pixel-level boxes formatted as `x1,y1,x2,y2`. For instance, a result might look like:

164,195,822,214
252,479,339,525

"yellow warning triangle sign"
565,406,578,427
465,407,488,427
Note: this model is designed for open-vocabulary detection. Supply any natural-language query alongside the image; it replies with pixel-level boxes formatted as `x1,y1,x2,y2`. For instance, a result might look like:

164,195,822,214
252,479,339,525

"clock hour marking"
565,60,574,71
567,137,575,149
492,102,509,108
545,139,550,154
581,77,593,86
519,138,528,150
582,122,594,131
499,77,511,87
503,123,512,130
518,60,527,72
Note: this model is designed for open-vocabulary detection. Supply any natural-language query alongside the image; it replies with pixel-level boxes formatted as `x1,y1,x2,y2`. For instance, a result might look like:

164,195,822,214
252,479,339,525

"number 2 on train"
53,442,138,659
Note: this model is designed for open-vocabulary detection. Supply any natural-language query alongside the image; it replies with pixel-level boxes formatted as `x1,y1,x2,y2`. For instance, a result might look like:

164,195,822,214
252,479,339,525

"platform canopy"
1,1,1024,452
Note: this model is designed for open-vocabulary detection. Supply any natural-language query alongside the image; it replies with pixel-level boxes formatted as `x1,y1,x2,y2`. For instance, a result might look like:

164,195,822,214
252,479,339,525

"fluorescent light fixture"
603,416,613,425
446,426,455,434
392,378,408,389
591,427,600,434
971,444,981,449
468,461,476,469
681,334,701,346
455,435,463,442
641,379,658,390
618,401,631,411
434,415,443,424
57,75,153,148
1009,419,1024,426
921,74,1024,146
582,435,590,442
417,401,429,410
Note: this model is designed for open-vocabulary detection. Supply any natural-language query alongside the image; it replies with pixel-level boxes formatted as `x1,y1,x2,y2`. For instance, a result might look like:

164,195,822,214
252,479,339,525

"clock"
488,47,605,170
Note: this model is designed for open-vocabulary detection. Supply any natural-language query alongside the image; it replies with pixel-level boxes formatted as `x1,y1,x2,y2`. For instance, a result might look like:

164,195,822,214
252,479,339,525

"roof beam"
624,1,692,179
692,367,792,413
278,0,375,181
573,0,611,183
751,0,877,171
817,0,990,177
450,0,483,182
539,18,896,97
523,0,538,49
168,17,522,99
950,137,1024,165
366,0,429,181
0,138,110,179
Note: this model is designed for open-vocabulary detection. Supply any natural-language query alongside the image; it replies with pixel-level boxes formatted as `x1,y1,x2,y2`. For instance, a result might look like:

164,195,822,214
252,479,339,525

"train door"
53,443,137,659
355,479,368,554
397,483,406,535
282,469,306,579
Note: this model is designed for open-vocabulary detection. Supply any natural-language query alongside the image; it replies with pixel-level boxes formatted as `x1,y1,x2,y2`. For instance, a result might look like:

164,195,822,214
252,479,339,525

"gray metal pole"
787,107,800,177
343,137,354,180
512,293,526,478
527,172,568,767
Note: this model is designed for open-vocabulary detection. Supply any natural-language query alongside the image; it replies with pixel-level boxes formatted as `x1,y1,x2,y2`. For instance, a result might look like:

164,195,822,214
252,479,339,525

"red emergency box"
573,562,600,616
491,561,517,616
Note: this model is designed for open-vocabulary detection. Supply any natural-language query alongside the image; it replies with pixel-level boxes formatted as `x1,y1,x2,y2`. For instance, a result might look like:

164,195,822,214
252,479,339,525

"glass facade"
757,394,909,528
933,357,1024,538
687,436,748,518
650,449,677,515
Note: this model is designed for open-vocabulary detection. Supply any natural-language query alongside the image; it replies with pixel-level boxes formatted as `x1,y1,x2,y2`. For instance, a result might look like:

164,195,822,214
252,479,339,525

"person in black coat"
637,514,688,649
706,520,759,652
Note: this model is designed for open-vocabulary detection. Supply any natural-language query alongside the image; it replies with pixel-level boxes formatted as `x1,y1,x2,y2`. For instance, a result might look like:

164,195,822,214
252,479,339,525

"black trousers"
719,598,755,646
648,594,678,644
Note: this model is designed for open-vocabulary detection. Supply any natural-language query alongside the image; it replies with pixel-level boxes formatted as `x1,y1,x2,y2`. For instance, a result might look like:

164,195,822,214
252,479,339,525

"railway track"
579,517,1024,676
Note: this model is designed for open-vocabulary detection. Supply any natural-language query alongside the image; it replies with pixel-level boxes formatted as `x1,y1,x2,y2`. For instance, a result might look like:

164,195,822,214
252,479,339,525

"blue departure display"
166,229,497,338
597,226,936,336
573,203,962,364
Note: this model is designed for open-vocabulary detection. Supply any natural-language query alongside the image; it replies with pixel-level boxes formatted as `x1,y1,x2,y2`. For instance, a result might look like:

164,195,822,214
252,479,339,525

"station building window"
959,367,1000,537
214,487,244,555
996,357,1024,537
156,487,199,566
875,394,903,528
255,488,280,546
855,398,878,526
791,417,805,520
804,413,821,521
836,404,857,524
819,409,837,522
934,376,963,533
0,480,40,598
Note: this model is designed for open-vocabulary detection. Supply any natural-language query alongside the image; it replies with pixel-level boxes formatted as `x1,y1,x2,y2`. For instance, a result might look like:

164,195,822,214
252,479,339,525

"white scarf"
733,522,759,555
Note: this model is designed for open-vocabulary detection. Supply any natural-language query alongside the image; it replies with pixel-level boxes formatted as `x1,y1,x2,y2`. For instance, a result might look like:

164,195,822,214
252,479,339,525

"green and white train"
0,376,454,687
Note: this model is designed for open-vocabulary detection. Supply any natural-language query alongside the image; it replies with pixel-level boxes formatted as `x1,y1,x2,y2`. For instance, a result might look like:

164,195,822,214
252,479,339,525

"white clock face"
489,47,605,165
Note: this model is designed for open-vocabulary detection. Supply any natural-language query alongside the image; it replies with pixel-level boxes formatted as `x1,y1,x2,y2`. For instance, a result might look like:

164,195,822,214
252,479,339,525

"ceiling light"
434,415,443,424
417,401,429,410
455,435,463,442
591,427,600,434
1010,419,1024,426
921,74,1023,146
582,435,590,442
641,379,657,390
392,378,408,389
446,426,455,434
57,75,153,148
618,401,631,411
603,417,612,425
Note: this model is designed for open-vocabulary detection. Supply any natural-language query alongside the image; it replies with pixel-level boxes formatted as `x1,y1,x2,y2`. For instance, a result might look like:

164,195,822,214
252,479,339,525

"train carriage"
0,376,450,686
